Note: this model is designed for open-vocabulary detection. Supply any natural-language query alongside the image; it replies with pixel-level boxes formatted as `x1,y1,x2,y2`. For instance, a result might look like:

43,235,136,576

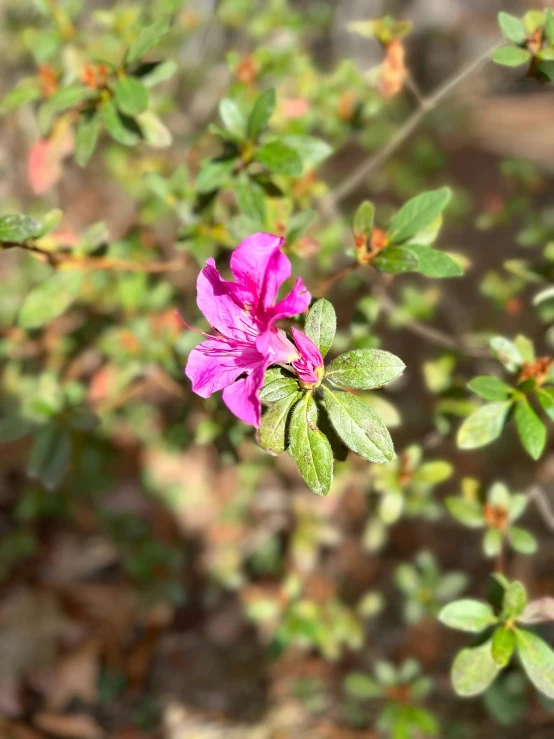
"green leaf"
38,86,96,133
537,387,554,422
439,599,497,632
322,386,394,464
304,299,336,358
514,400,546,460
125,16,171,64
372,246,418,273
546,9,554,45
281,134,333,168
259,369,299,403
101,100,140,146
196,158,237,193
344,673,383,699
388,188,452,244
487,574,510,611
0,214,42,243
353,201,375,239
18,270,83,329
406,244,463,278
0,416,35,442
492,627,516,667
28,426,72,490
289,394,333,496
219,98,246,140
254,141,302,175
258,391,301,455
451,640,501,697
0,80,41,114
492,46,532,67
445,497,484,528
236,177,266,228
503,582,527,618
114,76,149,116
484,529,503,558
326,349,405,390
467,376,513,402
490,336,523,372
75,113,100,167
516,629,554,699
412,460,452,484
136,111,172,148
139,59,178,88
508,527,537,555
285,210,314,245
497,12,526,44
247,88,276,140
457,401,512,450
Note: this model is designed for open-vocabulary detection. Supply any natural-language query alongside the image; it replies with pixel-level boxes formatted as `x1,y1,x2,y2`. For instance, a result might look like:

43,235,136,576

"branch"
322,40,500,209
529,485,554,531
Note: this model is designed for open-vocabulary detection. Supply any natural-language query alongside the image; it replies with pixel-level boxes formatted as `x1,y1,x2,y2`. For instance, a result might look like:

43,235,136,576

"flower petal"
291,328,323,368
185,338,262,398
196,258,256,341
256,277,311,355
222,360,267,427
230,232,290,311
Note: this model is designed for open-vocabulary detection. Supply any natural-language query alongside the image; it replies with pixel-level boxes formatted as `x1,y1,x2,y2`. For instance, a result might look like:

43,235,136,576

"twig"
323,40,501,209
529,485,554,531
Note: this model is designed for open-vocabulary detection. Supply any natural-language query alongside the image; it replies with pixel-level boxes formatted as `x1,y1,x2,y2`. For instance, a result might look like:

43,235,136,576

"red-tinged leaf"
28,128,74,195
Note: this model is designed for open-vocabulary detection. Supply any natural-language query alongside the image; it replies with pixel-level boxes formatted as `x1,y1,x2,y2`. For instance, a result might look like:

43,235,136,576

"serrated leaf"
322,386,394,464
353,201,375,238
514,400,546,460
326,349,405,390
114,76,149,116
407,244,463,278
439,600,497,632
101,100,140,146
492,46,532,67
258,391,301,455
259,370,299,403
289,394,333,496
196,158,237,193
492,627,516,667
125,16,171,64
28,426,72,490
18,270,83,329
467,376,513,402
498,12,526,44
248,88,276,140
388,188,452,245
373,246,418,273
452,640,501,697
254,141,302,175
219,98,246,140
457,401,512,450
516,629,554,699
304,299,336,357
508,526,537,555
445,497,484,528
75,113,100,167
0,214,42,243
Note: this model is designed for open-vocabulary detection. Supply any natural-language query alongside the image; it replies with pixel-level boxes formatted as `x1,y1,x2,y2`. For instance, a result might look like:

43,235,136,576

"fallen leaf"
34,712,103,739
46,640,99,710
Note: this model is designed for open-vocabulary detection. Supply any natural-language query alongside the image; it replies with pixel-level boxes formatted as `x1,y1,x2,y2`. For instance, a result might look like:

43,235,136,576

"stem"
529,485,554,531
323,39,501,209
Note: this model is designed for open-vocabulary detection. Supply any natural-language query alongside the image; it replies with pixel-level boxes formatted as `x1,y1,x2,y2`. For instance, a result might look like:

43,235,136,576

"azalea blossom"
185,233,310,427
290,328,324,388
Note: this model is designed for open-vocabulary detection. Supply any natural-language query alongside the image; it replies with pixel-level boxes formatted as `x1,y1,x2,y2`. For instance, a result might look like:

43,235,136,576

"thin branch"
529,485,554,531
323,40,501,209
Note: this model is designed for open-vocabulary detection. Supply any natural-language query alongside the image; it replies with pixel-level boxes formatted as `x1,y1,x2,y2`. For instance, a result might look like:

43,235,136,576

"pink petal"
230,233,290,311
222,361,267,427
291,328,323,368
256,277,311,355
196,259,256,342
185,338,262,398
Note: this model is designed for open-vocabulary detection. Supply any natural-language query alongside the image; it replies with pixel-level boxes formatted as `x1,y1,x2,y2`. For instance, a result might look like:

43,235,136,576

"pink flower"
291,328,324,387
185,233,310,427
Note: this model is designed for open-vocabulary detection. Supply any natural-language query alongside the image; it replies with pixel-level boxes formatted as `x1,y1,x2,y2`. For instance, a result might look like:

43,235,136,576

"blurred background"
1,0,554,737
